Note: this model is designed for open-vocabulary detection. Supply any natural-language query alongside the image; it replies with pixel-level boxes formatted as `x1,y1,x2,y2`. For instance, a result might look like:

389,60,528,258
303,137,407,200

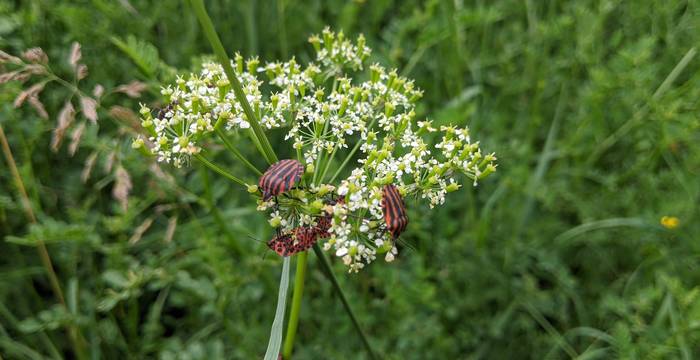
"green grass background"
1,0,699,358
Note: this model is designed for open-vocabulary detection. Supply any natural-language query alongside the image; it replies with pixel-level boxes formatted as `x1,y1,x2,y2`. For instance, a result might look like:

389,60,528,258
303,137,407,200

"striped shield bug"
259,159,304,201
267,232,295,257
291,226,320,252
381,184,409,239
266,226,320,257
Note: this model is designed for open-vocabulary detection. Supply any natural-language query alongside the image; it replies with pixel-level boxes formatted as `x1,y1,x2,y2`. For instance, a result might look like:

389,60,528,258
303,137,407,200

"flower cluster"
136,28,497,272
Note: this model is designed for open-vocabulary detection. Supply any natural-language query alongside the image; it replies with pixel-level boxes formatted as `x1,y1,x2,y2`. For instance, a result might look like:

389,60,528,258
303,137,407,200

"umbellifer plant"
133,2,497,358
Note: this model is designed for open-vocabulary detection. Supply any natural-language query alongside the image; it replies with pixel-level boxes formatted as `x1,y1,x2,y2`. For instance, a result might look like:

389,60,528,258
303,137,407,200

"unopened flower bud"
446,183,461,192
139,103,150,116
247,184,259,194
384,102,395,117
216,78,229,88
308,35,321,52
141,119,153,129
246,57,259,74
178,136,189,148
131,138,144,149
235,53,244,73
317,184,330,196
311,199,324,211
479,164,497,179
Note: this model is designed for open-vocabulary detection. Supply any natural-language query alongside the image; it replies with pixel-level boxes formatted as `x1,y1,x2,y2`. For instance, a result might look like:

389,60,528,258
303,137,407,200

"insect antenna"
245,233,266,244
244,233,274,260
395,237,417,252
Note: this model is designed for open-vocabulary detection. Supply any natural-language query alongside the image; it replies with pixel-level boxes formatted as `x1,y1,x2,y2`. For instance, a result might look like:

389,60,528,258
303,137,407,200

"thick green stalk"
189,4,376,359
190,0,278,165
282,252,308,359
215,128,262,176
312,244,377,360
194,154,248,187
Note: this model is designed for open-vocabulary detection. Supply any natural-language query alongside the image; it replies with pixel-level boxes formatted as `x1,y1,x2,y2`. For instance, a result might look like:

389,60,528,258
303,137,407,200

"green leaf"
110,35,161,78
17,305,72,333
4,219,98,246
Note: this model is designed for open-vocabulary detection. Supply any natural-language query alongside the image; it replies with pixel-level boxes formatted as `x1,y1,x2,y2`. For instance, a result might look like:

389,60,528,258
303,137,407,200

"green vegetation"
1,0,699,358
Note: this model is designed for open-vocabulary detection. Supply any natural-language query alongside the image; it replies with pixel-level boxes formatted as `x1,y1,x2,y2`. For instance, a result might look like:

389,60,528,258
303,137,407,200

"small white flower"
336,247,348,257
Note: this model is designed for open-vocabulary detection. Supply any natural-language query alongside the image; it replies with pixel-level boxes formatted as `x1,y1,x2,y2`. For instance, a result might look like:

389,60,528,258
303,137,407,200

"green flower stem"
194,154,247,187
328,140,362,184
190,0,278,165
282,251,308,359
0,124,88,360
318,145,338,184
215,128,262,176
312,244,378,360
329,118,376,184
312,118,331,185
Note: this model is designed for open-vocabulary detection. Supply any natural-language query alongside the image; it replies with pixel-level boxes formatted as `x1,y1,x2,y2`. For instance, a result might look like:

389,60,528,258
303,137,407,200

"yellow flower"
660,216,680,229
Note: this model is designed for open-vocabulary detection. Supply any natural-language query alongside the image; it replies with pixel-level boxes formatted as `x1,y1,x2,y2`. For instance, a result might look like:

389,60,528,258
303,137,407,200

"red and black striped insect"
314,195,344,238
259,159,304,201
266,226,320,257
315,216,332,239
266,232,294,257
381,184,409,239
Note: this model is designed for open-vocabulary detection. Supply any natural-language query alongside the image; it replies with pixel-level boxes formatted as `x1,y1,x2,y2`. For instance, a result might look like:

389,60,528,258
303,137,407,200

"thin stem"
318,145,338,184
190,0,278,165
194,153,248,187
329,118,376,184
215,128,262,176
312,244,377,360
0,124,87,360
312,116,331,185
329,141,361,184
282,252,308,359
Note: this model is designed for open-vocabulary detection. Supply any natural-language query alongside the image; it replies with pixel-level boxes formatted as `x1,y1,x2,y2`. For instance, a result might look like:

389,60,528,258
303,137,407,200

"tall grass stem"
0,124,87,360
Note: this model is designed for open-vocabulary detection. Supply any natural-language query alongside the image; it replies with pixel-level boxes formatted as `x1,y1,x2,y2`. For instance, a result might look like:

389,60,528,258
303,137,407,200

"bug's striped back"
381,184,409,238
259,159,304,200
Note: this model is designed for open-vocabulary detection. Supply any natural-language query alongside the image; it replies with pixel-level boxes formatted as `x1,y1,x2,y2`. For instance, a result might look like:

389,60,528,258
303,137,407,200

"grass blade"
264,257,291,360
554,217,656,245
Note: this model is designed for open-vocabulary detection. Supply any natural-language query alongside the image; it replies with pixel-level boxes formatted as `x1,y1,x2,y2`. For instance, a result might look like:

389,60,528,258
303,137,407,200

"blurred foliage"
1,0,700,359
